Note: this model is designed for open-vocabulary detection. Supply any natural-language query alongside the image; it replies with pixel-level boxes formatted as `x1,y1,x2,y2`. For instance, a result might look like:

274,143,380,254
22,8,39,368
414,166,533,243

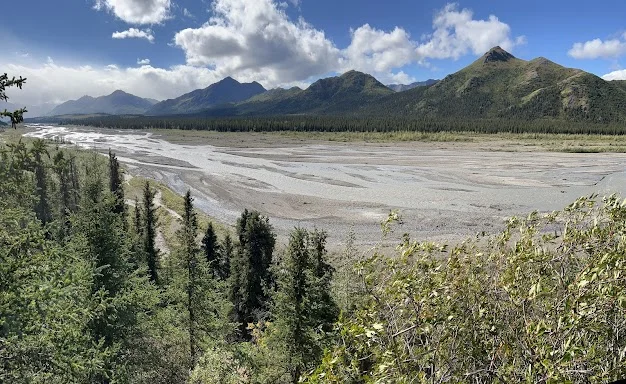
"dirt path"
125,189,181,256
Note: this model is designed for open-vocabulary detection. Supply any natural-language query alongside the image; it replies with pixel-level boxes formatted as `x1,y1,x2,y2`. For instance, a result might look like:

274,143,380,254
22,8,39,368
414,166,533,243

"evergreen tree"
142,181,159,284
220,233,233,281
230,210,276,339
201,221,220,277
180,191,201,366
262,228,338,383
133,197,142,236
108,150,126,221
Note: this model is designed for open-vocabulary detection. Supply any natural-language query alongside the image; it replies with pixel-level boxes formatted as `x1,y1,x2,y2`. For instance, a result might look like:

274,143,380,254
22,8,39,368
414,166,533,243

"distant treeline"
54,115,626,135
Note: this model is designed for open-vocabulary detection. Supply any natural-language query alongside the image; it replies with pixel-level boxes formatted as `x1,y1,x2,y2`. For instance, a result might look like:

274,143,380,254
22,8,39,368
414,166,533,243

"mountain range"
48,90,158,116
37,47,626,123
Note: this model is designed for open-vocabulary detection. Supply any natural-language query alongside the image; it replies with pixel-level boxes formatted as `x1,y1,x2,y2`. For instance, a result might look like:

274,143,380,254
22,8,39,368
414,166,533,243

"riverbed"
24,125,626,247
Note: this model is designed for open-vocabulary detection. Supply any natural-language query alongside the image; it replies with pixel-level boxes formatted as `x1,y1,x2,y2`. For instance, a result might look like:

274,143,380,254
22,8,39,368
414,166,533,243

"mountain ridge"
48,90,157,116
146,77,266,115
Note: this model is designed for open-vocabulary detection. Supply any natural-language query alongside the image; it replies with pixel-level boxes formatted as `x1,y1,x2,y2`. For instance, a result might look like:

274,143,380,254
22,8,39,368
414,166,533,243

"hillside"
48,90,157,116
367,47,626,122
147,77,266,115
202,70,395,116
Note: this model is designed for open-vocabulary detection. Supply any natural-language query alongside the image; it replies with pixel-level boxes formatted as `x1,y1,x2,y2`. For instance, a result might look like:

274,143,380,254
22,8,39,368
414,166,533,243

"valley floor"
23,125,626,248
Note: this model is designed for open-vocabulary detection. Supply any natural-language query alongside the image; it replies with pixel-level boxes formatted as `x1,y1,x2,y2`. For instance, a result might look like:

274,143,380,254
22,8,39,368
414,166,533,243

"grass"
150,127,626,152
125,174,232,248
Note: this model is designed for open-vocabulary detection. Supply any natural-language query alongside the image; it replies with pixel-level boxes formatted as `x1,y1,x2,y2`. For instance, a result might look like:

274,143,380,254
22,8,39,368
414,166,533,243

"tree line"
52,114,626,135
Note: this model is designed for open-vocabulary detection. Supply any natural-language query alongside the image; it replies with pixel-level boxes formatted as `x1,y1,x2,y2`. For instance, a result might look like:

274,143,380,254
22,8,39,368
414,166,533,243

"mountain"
366,46,626,122
48,90,157,116
146,77,266,115
387,79,438,92
202,70,395,116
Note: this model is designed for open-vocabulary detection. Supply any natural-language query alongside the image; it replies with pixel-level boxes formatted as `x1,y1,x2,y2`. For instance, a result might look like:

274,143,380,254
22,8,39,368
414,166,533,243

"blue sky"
2,0,626,108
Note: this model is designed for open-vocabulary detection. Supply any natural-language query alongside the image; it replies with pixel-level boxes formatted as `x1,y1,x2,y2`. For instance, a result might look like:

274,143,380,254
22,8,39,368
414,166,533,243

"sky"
2,0,626,108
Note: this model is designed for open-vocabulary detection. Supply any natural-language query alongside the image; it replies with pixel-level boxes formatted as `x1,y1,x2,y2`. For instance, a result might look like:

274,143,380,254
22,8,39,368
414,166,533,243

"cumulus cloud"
112,28,155,42
137,58,151,65
174,0,340,85
602,69,626,80
342,24,419,76
94,0,171,24
568,38,626,59
415,3,525,60
174,1,523,85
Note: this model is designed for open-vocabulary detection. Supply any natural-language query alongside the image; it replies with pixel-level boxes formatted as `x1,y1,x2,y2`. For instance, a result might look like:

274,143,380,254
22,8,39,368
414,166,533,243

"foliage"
255,228,339,383
0,73,27,128
230,210,277,339
306,195,626,383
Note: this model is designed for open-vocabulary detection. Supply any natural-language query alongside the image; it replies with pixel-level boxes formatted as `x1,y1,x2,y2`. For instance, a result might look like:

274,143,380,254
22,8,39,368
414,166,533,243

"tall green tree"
220,233,233,281
260,228,338,383
142,181,159,284
230,209,276,339
201,221,220,277
181,191,201,366
108,150,126,221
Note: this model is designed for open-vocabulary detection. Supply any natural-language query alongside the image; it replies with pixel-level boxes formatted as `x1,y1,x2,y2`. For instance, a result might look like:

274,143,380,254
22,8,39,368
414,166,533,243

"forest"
53,114,626,135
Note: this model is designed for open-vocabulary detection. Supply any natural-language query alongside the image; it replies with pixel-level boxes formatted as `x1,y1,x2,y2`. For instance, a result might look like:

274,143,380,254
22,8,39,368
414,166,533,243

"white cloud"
183,8,194,18
568,38,626,59
0,60,225,105
94,0,171,24
174,1,523,85
3,2,524,106
602,69,626,80
112,28,155,42
342,24,419,76
415,3,525,60
174,0,340,86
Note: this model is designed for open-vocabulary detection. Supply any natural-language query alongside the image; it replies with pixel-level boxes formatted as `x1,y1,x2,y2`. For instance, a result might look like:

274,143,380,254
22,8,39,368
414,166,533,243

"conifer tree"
263,228,338,383
133,197,142,236
142,181,159,284
230,210,276,339
220,233,233,281
108,150,126,222
201,222,220,277
180,190,201,366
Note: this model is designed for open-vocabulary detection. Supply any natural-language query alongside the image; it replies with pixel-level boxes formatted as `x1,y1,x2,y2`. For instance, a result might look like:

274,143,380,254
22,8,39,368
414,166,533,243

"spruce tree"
201,222,219,277
108,150,126,222
264,228,338,383
142,181,159,284
180,190,201,366
230,210,276,339
220,233,233,281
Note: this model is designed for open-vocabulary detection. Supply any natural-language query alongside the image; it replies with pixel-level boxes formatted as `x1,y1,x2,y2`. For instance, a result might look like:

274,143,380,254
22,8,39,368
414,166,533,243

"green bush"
306,195,626,383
